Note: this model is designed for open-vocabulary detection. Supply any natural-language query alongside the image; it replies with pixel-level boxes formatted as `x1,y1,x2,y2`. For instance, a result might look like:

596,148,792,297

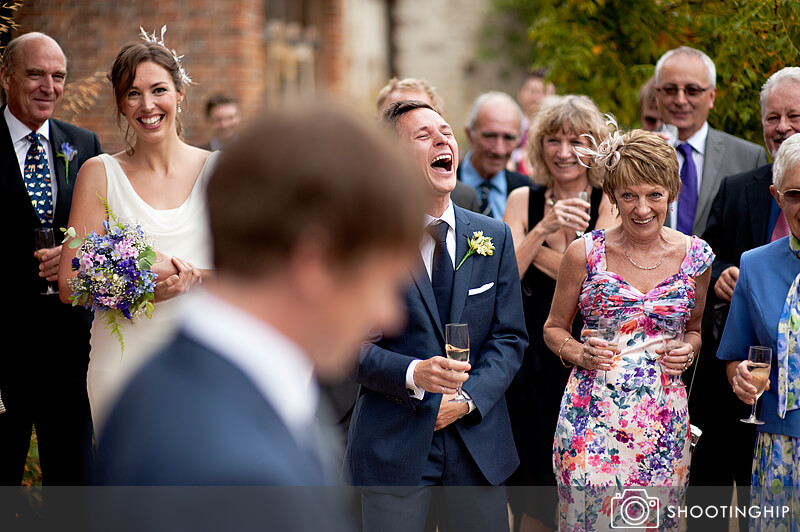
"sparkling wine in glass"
575,190,590,237
661,317,686,389
596,316,618,386
445,323,470,404
34,227,58,296
741,346,772,425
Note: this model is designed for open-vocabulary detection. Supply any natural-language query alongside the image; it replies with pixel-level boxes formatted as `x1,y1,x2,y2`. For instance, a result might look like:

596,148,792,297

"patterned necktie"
24,132,54,227
676,143,697,235
427,220,453,327
478,181,494,218
771,211,791,242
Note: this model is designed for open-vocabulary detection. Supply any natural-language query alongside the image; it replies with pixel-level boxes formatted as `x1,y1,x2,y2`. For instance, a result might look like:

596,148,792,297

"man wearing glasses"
459,91,531,220
654,46,768,237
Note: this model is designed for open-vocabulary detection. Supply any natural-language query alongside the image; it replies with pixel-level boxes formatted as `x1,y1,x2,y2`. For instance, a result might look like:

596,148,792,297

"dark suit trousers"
0,375,92,486
684,304,755,532
361,426,508,532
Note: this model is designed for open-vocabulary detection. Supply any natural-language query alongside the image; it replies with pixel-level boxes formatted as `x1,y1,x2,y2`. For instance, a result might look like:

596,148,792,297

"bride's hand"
154,257,202,302
151,250,179,281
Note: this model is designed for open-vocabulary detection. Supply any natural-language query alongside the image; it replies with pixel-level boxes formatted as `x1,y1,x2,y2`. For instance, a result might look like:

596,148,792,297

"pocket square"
468,282,494,296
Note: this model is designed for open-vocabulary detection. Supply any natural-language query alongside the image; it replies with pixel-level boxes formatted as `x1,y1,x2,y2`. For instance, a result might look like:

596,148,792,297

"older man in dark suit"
0,32,101,486
345,100,527,532
689,66,800,532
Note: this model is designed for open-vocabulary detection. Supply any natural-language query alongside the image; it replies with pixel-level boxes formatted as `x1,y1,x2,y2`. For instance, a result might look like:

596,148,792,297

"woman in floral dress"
544,129,713,530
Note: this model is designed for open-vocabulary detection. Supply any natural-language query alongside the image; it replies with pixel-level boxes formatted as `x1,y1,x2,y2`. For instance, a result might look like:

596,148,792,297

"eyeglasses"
656,84,713,98
777,189,800,205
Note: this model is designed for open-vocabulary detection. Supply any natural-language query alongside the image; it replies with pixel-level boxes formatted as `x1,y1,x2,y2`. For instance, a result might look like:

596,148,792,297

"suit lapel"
449,207,473,325
0,107,40,227
410,254,445,340
48,120,70,227
696,128,724,228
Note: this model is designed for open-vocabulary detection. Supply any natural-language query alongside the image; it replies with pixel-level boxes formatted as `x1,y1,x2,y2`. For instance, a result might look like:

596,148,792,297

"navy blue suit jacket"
95,331,329,486
94,331,356,530
344,206,527,486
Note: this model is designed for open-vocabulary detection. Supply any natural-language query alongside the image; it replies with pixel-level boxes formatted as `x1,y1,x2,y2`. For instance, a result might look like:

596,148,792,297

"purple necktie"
676,143,697,235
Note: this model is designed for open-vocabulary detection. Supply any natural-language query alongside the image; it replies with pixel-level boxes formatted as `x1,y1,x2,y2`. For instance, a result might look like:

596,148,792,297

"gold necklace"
623,247,664,270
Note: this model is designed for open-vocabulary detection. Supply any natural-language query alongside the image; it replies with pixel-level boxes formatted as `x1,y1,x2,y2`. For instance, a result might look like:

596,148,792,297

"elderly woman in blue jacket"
717,133,800,531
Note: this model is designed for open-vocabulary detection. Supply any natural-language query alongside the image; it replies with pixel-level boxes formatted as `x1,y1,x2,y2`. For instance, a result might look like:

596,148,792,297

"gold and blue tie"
24,132,54,227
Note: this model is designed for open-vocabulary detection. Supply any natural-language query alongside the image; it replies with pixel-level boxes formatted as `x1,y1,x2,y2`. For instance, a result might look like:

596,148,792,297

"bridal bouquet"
63,201,157,353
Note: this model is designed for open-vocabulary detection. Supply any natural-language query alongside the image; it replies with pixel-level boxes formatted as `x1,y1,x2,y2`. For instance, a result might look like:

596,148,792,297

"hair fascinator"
139,25,192,87
574,114,624,172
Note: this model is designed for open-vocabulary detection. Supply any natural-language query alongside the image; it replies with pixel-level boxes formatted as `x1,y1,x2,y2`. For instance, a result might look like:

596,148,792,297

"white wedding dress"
87,152,217,434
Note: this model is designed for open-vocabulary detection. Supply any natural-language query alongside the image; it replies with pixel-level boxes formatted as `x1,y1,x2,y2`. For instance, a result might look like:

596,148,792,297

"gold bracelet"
558,336,573,367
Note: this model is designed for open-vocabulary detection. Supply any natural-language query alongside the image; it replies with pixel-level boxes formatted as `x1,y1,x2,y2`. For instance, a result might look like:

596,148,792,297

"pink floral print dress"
553,230,714,531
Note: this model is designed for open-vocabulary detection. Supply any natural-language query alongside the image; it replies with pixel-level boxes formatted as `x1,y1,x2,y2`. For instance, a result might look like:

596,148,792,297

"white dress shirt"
180,289,318,445
669,121,708,230
4,106,58,211
420,200,457,276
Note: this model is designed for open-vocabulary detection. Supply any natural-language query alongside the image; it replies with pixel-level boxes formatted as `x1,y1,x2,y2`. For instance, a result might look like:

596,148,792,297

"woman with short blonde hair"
543,127,713,530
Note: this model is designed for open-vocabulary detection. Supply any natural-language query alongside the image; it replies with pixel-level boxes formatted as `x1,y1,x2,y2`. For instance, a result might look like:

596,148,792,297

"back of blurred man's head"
208,104,425,278
207,104,427,376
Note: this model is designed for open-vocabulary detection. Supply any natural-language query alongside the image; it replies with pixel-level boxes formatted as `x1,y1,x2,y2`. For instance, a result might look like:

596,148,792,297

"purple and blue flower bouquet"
63,201,157,354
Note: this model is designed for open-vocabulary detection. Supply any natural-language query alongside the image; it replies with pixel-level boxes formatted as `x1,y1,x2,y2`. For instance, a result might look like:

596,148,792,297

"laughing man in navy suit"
344,100,528,532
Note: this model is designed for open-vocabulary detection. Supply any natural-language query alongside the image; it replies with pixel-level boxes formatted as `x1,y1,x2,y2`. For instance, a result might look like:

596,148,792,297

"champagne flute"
661,317,686,389
596,316,618,386
740,346,772,425
575,190,589,237
445,323,470,403
34,227,58,296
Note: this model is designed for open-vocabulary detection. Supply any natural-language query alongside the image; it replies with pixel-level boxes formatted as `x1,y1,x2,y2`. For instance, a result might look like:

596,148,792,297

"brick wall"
11,0,510,153
13,0,268,153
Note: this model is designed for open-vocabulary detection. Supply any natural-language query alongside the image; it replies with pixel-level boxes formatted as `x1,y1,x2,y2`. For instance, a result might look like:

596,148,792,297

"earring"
610,204,616,216
177,104,182,114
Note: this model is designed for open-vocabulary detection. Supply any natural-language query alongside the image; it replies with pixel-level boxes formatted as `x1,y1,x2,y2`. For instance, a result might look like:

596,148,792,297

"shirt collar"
4,106,50,144
423,199,456,233
675,121,708,155
180,288,318,438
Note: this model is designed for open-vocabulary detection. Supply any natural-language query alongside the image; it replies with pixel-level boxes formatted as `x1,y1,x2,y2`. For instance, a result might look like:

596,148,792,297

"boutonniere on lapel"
456,231,495,270
56,142,77,184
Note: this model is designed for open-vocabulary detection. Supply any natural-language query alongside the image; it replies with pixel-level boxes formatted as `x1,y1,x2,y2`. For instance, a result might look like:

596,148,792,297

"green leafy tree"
483,0,800,147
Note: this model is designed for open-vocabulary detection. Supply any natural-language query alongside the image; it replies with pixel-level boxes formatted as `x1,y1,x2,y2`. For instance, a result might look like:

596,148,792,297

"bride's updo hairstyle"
109,41,187,154
594,129,681,208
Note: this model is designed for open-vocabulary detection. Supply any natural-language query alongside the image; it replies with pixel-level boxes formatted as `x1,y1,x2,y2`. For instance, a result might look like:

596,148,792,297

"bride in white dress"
60,38,215,433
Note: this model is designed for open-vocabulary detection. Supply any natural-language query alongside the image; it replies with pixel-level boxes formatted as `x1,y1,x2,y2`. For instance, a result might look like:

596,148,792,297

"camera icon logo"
610,488,660,528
